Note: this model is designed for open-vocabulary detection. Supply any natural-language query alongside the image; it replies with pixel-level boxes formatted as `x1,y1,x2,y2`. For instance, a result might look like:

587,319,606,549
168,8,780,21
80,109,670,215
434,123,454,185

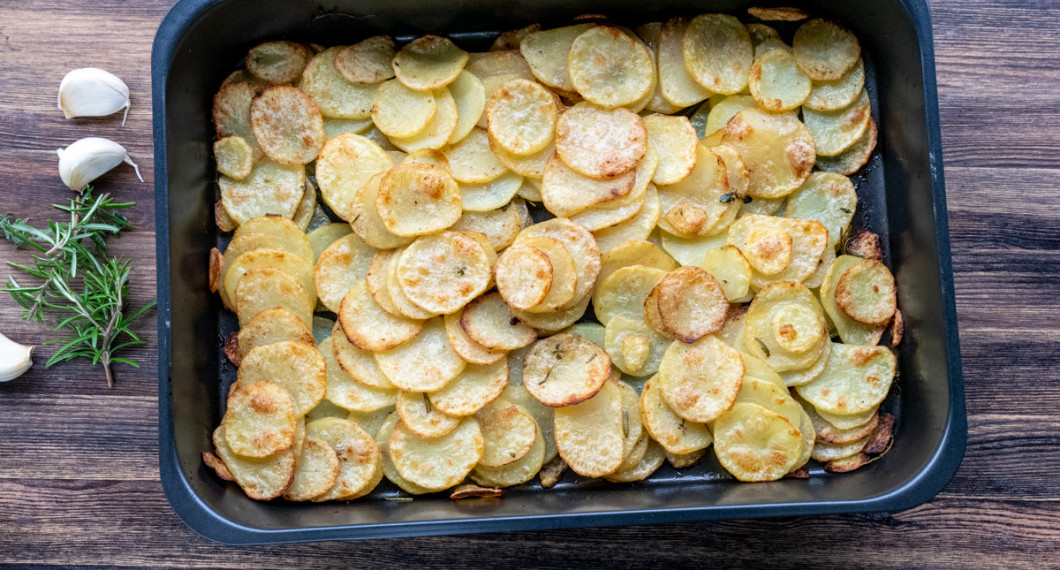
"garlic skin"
0,332,33,382
58,68,131,125
57,137,144,191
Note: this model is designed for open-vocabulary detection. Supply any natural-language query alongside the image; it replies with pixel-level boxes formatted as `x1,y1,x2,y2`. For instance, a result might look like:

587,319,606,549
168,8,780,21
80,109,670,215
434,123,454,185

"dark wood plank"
0,0,1059,566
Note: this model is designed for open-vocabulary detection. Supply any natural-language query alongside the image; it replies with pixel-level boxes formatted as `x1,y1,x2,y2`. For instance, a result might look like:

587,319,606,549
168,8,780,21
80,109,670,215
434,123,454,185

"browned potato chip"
658,335,744,422
443,127,506,183
396,231,492,314
471,422,545,488
215,201,238,233
234,215,314,261
212,425,295,500
443,310,506,365
568,25,654,108
891,308,905,348
665,448,706,469
393,35,469,91
554,380,624,477
308,417,383,501
217,233,280,308
203,450,235,481
592,185,662,253
213,81,264,159
834,258,896,326
652,266,729,343
727,214,829,289
515,218,601,310
522,333,612,407
538,455,567,487
451,201,526,252
348,174,413,250
384,246,436,319
234,265,313,328
224,248,316,313
334,36,396,84
246,41,311,84
460,292,536,350
821,255,887,345
238,307,315,360
313,232,375,313
476,398,538,467
510,285,592,333
377,163,463,237
214,136,254,180
390,416,483,489
236,341,327,415
683,14,753,95
396,391,462,438
337,281,424,351
249,86,325,165
284,437,342,501
792,18,861,81
300,47,378,118
508,236,577,312
330,322,395,389
487,79,558,156
656,145,738,238
430,358,509,416
375,412,440,494
450,484,503,499
375,317,466,391
224,380,297,458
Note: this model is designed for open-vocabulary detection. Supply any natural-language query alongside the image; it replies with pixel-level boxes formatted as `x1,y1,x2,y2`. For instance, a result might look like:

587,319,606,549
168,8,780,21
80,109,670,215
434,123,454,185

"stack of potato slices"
205,10,898,502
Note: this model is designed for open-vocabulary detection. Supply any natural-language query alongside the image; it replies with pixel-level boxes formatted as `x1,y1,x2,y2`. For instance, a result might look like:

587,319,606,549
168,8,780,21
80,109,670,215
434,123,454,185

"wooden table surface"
1,0,1058,566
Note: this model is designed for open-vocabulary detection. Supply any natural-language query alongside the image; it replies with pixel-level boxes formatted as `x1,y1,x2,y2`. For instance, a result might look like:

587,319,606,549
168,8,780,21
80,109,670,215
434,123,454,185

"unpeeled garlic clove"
0,332,33,382
58,68,131,125
57,137,144,191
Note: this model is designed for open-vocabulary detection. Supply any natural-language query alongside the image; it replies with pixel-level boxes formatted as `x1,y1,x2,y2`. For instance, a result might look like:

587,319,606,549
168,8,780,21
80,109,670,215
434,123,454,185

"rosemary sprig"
0,187,154,387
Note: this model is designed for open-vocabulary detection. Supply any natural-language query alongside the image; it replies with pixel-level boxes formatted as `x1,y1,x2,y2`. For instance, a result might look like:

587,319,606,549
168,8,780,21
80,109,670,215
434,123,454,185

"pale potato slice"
224,380,297,458
334,36,396,84
593,265,667,326
337,281,424,351
569,179,649,233
467,50,535,82
669,446,708,468
713,402,802,481
704,95,757,137
315,133,393,220
237,341,327,415
400,143,451,170
346,406,397,439
508,236,576,312
702,245,752,301
615,380,645,460
817,404,879,431
805,58,865,111
476,398,538,467
653,266,729,343
389,87,459,152
811,436,868,462
599,239,676,284
213,81,264,159
605,437,665,482
748,48,811,112
224,248,316,311
786,171,857,247
397,391,462,438
658,335,744,422
748,23,790,59
592,185,662,253
320,337,397,412
491,23,542,51
657,231,724,268
307,417,382,501
323,117,375,139
371,79,437,138
219,160,306,225
683,14,753,95
364,249,406,317
741,350,786,391
744,281,829,371
299,47,376,119
817,117,877,175
375,412,441,494
635,22,685,114
640,376,713,454
491,137,553,180
375,317,466,391
376,163,462,237
821,255,887,345
214,136,254,179
393,35,469,91
430,359,509,416
512,289,591,333
568,25,654,108
522,333,612,407
796,343,895,416
657,145,738,238
460,171,524,211
217,233,281,309
722,109,815,198
250,86,325,165
396,231,492,314
554,380,624,477
471,424,545,487
313,233,375,313
284,437,341,501
235,266,313,328
237,307,315,360
778,337,831,387
460,292,536,350
502,384,558,462
443,127,506,182
384,247,436,319
803,89,871,156
656,17,712,107
555,102,648,179
735,376,804,431
448,70,487,144
486,79,558,156
803,398,879,444
330,323,394,389
246,41,311,84
516,218,601,310
541,156,636,218
604,316,666,377
835,259,896,325
443,310,506,365
452,201,525,252
563,322,606,348
520,24,594,91
348,173,413,249
792,18,861,81
727,214,829,288
643,114,697,185
235,215,314,262
212,425,295,500
307,223,352,262
390,417,483,489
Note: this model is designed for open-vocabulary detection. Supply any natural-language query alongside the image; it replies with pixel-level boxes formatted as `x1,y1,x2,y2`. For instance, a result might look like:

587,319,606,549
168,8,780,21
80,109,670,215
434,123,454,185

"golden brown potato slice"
555,102,647,180
234,265,313,328
683,14,753,95
250,86,325,165
443,127,506,183
656,17,711,107
744,280,829,372
389,87,460,153
503,384,558,463
337,281,424,351
522,333,612,407
657,144,738,238
487,79,558,156
430,359,509,416
821,255,887,345
653,266,729,343
727,214,829,289
703,95,756,138
376,163,462,237
460,292,537,350
349,173,413,250
778,338,832,387
811,436,869,462
299,47,376,119
541,156,636,218
334,36,396,84
308,417,383,501
213,81,264,159
315,133,393,220
393,35,469,91
218,160,306,226
237,307,314,360
471,423,545,488
224,248,315,312
371,79,437,138
538,455,567,487
395,231,492,314
713,402,802,481
796,343,896,415
748,49,811,112
722,109,815,198
330,322,395,389
223,380,298,458
803,89,871,157
214,136,254,180
390,416,483,489
396,391,462,438
234,215,314,261
658,335,744,422
313,232,375,313
236,340,327,415
212,425,295,500
593,265,667,326
835,259,897,325
804,399,879,444
374,317,466,391
568,25,654,108
666,448,706,469
520,24,594,91
443,310,506,365
283,437,341,501
217,233,281,308
792,18,861,81
246,41,311,84
476,398,538,467
384,246,436,319
592,185,662,253
747,6,807,21
320,337,397,413
515,218,601,309
450,484,504,499
203,450,235,481
507,236,576,312
554,380,624,477
375,412,440,494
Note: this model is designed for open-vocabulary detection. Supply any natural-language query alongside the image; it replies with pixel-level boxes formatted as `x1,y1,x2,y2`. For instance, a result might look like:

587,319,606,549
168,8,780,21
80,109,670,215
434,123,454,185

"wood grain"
1,0,1059,566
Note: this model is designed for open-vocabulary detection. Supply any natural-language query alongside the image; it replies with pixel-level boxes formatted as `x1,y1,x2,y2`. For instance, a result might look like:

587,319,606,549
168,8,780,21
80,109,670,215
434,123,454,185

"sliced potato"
786,172,857,247
443,310,506,365
835,258,896,325
639,376,712,454
307,223,352,262
713,402,802,481
806,58,865,111
541,156,636,218
284,437,341,501
396,391,462,438
520,24,594,91
315,133,393,220
704,94,757,137
443,127,506,182
250,85,325,165
330,323,394,389
393,35,469,91
217,233,281,309
299,47,376,119
727,214,829,288
212,425,295,500
593,264,667,326
554,380,624,477
666,448,706,469
599,239,675,284
491,137,553,179
349,173,413,249
471,423,545,487
486,79,558,156
748,48,811,112
390,417,483,489
656,17,712,107
346,406,397,438
334,36,396,84
796,343,895,416
323,117,375,139
246,40,311,84
821,255,887,345
234,265,313,328
238,307,315,360
702,245,752,301
792,18,861,81
467,50,535,83
744,281,829,371
389,87,459,152
219,160,306,225
568,25,654,108
492,23,541,51
817,117,877,175
605,316,667,377
592,185,662,253
653,266,729,343
376,163,462,237
748,6,807,21
683,14,753,95
375,412,441,494
804,398,879,444
374,317,466,391
237,341,327,415
817,404,879,430
460,171,524,211
778,337,831,387
569,182,648,233
364,249,405,317
371,79,437,138
522,333,611,407
723,109,815,198
502,384,558,462
515,218,601,309
430,359,509,416
658,335,744,422
214,136,254,180
476,398,538,467
450,201,525,252
511,288,591,333
803,88,871,157
460,292,536,350
396,231,492,314
657,144,738,238
313,233,375,313
337,281,424,351
213,81,264,159
320,336,397,412
308,417,382,501
234,215,314,261
507,236,576,312
224,248,315,311
384,246,436,319
224,380,297,458
642,114,697,185
555,102,647,179
446,70,487,144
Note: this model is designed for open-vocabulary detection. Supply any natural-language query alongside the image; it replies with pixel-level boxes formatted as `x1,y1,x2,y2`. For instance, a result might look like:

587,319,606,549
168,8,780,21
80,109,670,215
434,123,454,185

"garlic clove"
58,68,131,125
0,332,33,382
56,137,144,191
